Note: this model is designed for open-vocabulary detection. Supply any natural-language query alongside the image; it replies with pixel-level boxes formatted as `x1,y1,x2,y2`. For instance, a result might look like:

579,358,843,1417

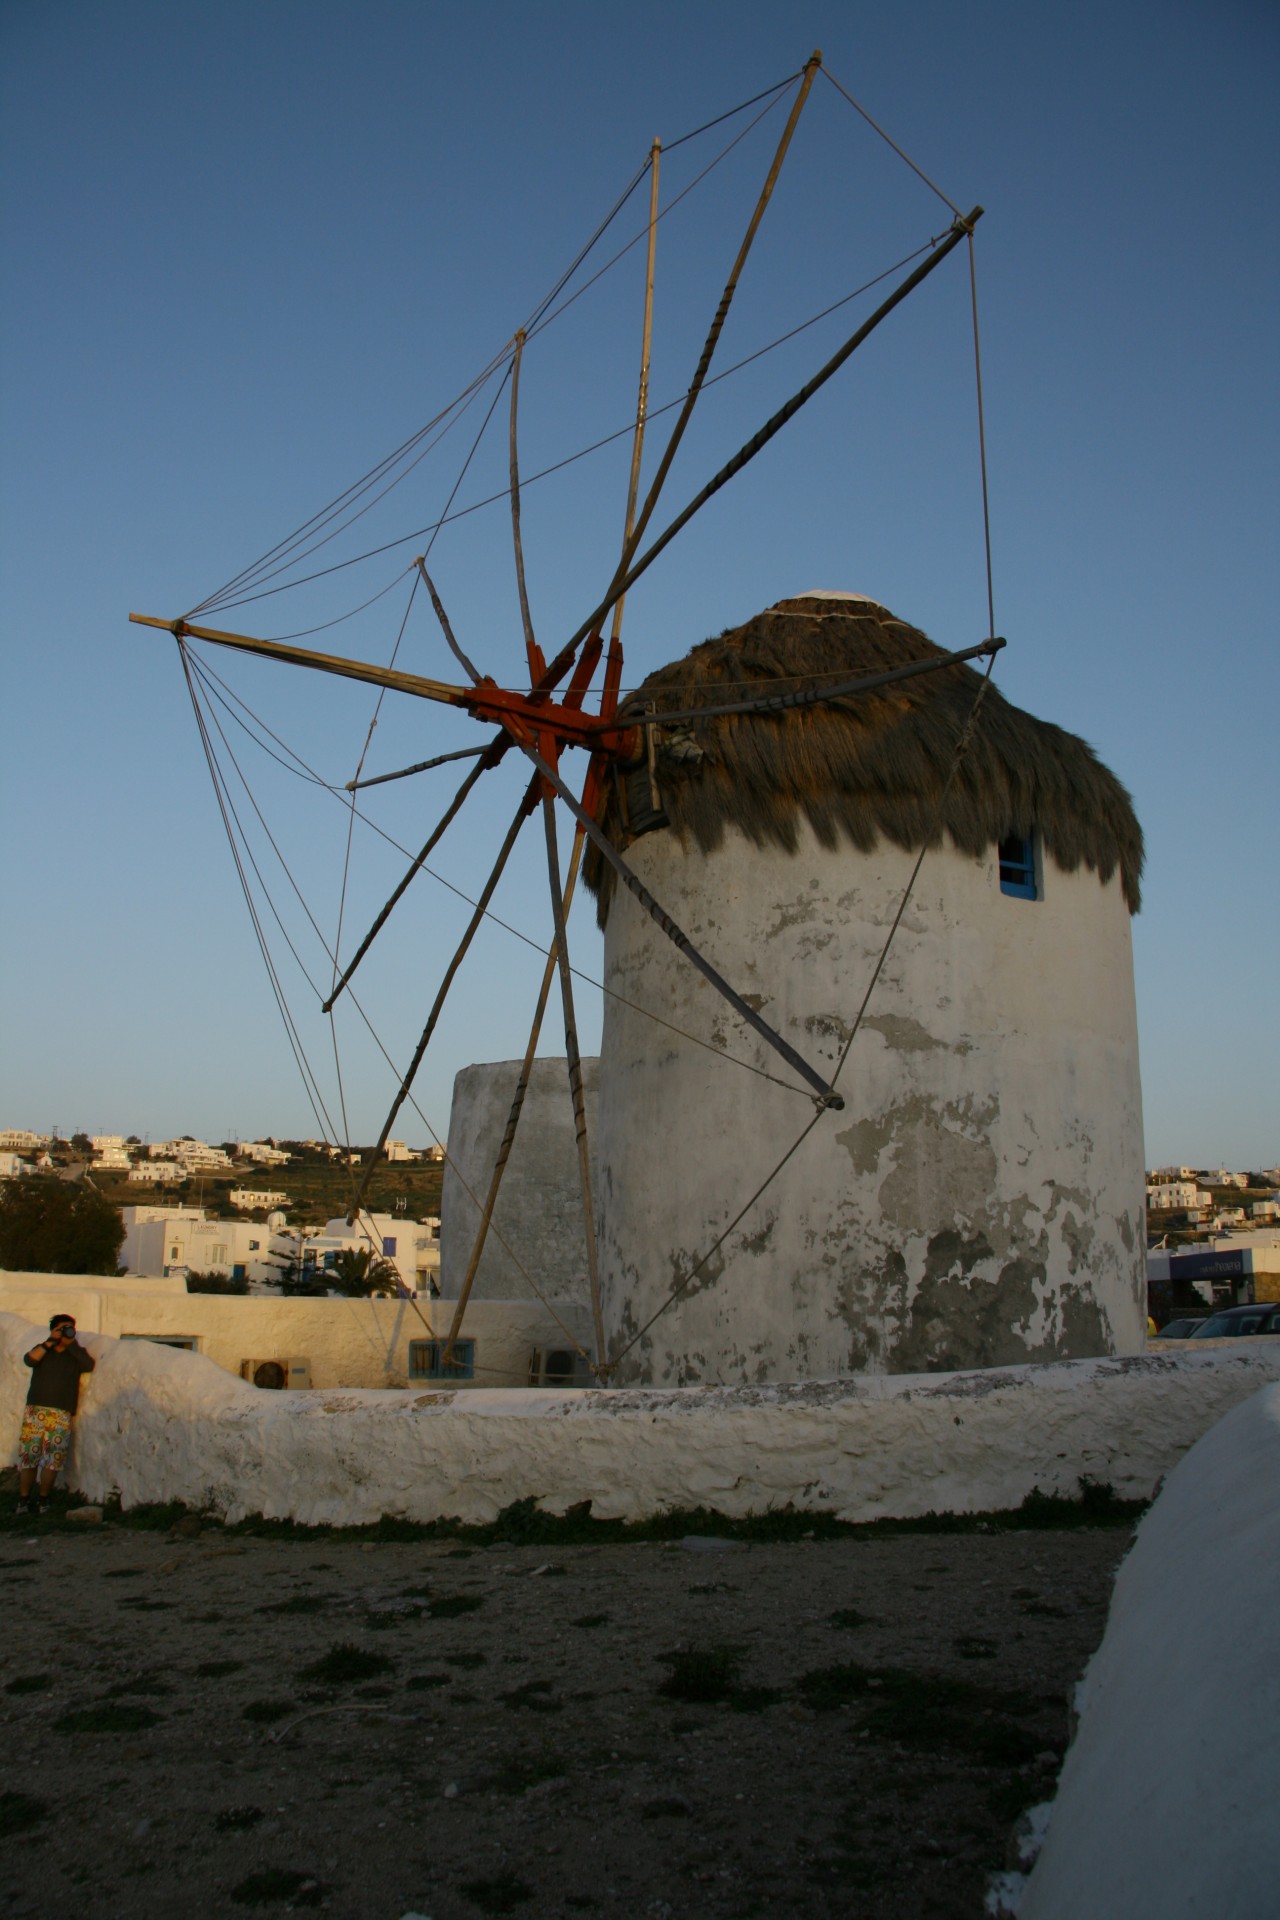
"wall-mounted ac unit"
240,1356,312,1390
528,1348,592,1388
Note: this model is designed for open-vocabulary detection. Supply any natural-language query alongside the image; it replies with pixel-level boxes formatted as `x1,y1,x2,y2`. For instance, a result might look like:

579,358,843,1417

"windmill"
130,52,1038,1386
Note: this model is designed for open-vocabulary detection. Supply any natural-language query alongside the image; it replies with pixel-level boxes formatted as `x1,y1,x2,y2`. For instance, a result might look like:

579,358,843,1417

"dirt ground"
0,1505,1133,1920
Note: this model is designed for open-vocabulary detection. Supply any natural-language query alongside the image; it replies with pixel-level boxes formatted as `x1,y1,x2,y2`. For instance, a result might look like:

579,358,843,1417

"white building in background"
1250,1201,1280,1223
292,1213,442,1295
384,1140,421,1162
1147,1181,1205,1212
236,1141,292,1165
1151,1165,1195,1182
127,1160,186,1184
92,1147,132,1170
229,1187,290,1211
0,1129,45,1150
120,1204,283,1287
0,1152,32,1179
90,1134,127,1153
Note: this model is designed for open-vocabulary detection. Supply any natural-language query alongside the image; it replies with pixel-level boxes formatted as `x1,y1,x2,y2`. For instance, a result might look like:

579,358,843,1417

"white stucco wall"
440,1058,598,1303
5,1310,1276,1529
1018,1380,1280,1920
598,823,1145,1386
0,1276,591,1391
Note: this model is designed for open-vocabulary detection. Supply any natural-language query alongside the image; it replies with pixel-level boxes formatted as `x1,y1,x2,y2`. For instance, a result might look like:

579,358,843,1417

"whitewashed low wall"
0,1275,591,1391
4,1311,1279,1527
1019,1380,1279,1920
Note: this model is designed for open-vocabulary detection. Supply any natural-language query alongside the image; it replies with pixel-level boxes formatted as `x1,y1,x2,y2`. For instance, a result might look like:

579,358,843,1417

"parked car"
1153,1317,1209,1339
1187,1303,1280,1339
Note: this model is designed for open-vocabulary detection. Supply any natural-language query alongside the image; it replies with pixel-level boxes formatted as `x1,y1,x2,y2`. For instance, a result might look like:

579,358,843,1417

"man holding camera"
15,1314,95,1516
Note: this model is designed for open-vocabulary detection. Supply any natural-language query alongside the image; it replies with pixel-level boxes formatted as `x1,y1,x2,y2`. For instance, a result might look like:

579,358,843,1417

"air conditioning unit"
528,1348,593,1388
240,1356,312,1390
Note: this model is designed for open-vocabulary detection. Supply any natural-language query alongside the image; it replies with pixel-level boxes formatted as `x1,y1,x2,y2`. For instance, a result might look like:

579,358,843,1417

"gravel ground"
0,1508,1133,1919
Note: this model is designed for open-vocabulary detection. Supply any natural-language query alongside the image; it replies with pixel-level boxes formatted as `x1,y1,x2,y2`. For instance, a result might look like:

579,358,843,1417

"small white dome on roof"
791,589,878,603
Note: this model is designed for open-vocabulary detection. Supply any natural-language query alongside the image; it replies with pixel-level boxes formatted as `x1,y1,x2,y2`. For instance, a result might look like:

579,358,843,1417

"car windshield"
1191,1312,1263,1338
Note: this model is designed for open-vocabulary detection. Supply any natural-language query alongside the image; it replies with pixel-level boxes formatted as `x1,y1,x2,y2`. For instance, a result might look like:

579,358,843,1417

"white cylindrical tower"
589,596,1146,1385
440,1058,599,1303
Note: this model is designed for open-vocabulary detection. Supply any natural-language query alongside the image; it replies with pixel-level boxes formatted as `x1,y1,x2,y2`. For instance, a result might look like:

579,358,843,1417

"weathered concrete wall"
598,823,1145,1385
0,1275,591,1390
5,1311,1276,1528
440,1058,598,1302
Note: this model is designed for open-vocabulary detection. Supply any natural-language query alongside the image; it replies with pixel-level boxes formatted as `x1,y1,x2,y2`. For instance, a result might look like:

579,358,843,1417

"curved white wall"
440,1059,598,1302
598,823,1144,1385
1019,1380,1280,1920
4,1313,1275,1529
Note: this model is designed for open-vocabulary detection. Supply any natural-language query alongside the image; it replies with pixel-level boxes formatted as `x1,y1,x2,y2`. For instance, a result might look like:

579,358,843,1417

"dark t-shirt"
24,1342,95,1414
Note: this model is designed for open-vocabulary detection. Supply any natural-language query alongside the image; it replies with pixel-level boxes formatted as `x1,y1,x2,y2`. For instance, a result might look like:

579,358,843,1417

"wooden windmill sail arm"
646,635,1006,727
537,203,985,695
128,612,638,754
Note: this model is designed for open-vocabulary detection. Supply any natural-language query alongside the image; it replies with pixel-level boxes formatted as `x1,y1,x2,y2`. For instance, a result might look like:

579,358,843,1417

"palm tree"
327,1246,402,1297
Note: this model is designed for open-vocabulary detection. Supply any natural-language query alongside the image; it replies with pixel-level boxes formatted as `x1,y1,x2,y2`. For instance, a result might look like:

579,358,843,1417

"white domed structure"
587,595,1146,1386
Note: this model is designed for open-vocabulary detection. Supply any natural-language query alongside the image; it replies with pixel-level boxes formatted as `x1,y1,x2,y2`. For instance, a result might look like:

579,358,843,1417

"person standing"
15,1314,95,1516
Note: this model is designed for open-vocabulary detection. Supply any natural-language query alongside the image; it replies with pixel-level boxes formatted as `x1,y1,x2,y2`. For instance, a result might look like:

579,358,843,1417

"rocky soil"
0,1506,1132,1919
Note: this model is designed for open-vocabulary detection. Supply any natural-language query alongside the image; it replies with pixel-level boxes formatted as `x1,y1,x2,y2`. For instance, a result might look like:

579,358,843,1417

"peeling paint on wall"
597,822,1146,1386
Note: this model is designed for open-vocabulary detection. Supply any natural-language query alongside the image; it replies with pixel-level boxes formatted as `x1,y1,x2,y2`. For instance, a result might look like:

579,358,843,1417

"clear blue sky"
2,0,1276,1170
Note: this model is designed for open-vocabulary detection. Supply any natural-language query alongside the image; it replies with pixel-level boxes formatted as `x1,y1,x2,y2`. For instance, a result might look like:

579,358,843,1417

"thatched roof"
585,594,1143,920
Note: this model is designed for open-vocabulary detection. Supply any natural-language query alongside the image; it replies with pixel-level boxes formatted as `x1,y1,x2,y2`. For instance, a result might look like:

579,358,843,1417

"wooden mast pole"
444,140,664,1374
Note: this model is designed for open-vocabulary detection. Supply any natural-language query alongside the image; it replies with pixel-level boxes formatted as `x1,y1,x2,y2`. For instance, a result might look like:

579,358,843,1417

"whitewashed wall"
440,1058,598,1302
5,1311,1276,1528
0,1276,591,1390
598,824,1145,1385
1018,1380,1280,1920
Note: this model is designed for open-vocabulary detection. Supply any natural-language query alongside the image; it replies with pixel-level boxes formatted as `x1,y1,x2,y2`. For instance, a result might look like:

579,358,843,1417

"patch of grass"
570,1612,610,1629
55,1704,161,1734
5,1673,52,1695
260,1594,331,1616
1020,1599,1071,1618
446,1652,486,1671
365,1607,424,1630
117,1598,175,1612
0,1790,48,1835
953,1635,999,1660
230,1867,324,1906
500,1680,562,1714
460,1870,535,1913
428,1593,484,1618
405,1672,450,1691
795,1661,1047,1766
479,1756,566,1795
105,1674,173,1698
830,1608,875,1630
657,1646,742,1704
215,1805,265,1832
729,1685,785,1713
298,1643,393,1686
241,1700,294,1725
99,1475,1143,1545
103,1567,147,1578
641,1797,691,1819
195,1660,244,1679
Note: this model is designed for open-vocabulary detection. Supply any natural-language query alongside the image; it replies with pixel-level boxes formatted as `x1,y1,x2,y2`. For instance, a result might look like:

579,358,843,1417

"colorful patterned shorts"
16,1406,73,1474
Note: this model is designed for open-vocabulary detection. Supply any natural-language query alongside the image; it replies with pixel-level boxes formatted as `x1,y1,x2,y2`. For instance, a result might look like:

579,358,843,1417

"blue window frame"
408,1338,475,1380
998,833,1038,900
382,1236,397,1258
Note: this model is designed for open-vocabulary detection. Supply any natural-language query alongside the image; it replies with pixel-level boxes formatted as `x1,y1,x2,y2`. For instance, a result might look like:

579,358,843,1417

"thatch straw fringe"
586,596,1142,923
